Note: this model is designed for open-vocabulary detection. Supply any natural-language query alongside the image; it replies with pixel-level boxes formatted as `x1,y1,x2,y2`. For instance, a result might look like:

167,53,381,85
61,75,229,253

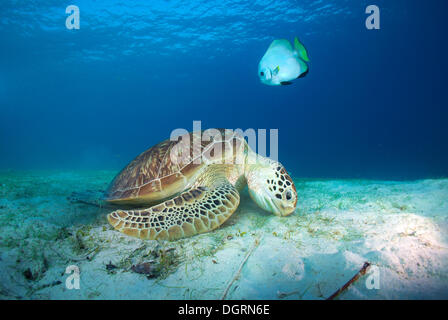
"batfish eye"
260,71,264,76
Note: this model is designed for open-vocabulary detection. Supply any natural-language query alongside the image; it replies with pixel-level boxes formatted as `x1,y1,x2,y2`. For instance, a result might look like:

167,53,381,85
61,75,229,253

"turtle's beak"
268,196,295,217
277,202,296,217
249,189,274,215
249,188,294,217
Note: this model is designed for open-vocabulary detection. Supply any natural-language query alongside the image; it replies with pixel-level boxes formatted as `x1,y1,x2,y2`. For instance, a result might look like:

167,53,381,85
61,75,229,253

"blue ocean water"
1,0,447,180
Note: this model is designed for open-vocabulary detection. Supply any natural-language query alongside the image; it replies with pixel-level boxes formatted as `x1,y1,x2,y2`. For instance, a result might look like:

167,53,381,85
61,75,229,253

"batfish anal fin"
280,81,293,85
297,67,309,79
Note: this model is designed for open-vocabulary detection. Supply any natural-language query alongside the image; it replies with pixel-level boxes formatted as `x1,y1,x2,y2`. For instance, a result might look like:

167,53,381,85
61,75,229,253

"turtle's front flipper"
107,182,240,241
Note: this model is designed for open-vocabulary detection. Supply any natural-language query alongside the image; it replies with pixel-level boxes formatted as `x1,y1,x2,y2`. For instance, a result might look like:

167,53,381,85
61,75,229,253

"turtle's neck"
244,147,272,183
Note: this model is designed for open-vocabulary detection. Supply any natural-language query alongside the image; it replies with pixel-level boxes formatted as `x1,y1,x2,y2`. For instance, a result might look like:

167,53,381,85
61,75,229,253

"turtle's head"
246,158,297,217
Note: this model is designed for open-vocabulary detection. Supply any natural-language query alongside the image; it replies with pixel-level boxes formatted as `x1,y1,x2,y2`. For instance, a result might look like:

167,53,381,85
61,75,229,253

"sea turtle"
106,129,297,241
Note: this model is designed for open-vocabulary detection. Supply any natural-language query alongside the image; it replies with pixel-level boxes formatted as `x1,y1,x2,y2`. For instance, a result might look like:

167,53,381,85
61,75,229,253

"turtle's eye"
285,190,292,201
260,71,264,76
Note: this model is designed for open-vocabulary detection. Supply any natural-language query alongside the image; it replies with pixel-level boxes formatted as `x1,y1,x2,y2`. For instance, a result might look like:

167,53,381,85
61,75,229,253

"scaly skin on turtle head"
245,154,297,217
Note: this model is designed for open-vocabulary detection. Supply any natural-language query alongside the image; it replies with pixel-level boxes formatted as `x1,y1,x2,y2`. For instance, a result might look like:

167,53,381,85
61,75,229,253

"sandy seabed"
0,170,447,300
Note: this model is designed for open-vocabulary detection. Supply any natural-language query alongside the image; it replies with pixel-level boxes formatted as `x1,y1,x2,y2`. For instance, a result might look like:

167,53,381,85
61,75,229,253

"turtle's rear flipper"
68,190,114,209
107,181,240,241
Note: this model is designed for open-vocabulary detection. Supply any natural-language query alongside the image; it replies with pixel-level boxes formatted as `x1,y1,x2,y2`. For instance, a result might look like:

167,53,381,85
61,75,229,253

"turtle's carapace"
105,129,297,241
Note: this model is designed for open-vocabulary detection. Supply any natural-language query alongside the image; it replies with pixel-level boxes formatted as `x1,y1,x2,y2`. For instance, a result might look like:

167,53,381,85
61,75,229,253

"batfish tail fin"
294,37,310,62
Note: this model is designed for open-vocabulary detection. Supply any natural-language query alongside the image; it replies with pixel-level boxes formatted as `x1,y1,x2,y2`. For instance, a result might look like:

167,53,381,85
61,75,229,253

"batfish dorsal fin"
294,37,310,62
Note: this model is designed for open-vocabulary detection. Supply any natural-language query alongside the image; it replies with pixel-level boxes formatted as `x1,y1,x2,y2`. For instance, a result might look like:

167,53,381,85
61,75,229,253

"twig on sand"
326,262,371,300
28,280,62,296
50,244,99,262
277,284,312,299
220,236,261,300
277,290,301,299
0,283,22,299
